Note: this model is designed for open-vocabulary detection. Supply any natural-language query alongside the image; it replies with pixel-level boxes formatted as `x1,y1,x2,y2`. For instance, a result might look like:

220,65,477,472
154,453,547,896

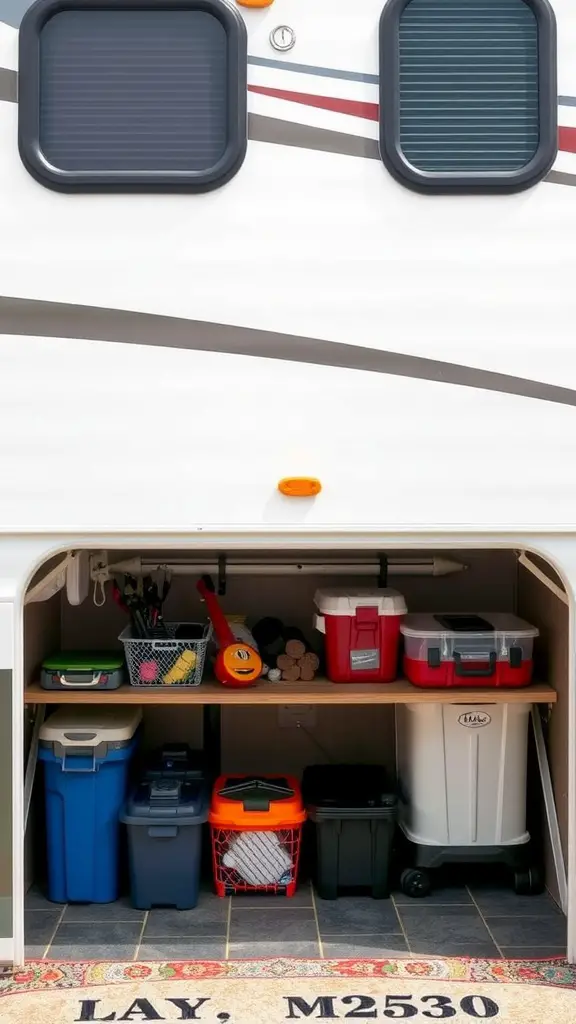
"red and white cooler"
314,588,407,683
401,613,539,689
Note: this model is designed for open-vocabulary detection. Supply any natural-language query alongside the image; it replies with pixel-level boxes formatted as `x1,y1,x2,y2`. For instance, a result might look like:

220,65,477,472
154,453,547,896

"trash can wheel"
400,867,431,899
514,865,544,896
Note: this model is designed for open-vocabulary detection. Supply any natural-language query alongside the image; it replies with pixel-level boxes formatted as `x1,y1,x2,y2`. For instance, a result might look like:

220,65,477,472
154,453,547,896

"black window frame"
18,0,248,193
379,0,558,194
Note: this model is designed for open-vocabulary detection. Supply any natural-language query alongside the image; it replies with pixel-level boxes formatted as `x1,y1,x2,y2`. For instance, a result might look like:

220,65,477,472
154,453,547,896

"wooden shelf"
24,679,557,706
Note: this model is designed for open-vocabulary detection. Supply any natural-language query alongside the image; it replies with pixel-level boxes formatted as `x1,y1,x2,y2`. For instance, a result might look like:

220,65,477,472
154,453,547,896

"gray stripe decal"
248,55,379,85
0,4,26,27
0,294,575,408
249,115,576,185
545,169,576,187
249,113,380,160
0,67,16,103
559,95,576,107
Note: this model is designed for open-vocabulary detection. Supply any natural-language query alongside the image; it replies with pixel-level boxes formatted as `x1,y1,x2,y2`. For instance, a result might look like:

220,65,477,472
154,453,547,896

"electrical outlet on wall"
278,705,317,729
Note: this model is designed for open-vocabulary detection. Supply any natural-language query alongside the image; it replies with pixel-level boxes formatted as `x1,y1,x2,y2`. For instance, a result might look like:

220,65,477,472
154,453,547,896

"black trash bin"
143,743,206,780
302,764,397,900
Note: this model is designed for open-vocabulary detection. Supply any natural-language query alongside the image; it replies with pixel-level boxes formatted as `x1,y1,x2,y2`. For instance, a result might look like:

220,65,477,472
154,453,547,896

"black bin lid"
144,743,205,780
302,764,395,810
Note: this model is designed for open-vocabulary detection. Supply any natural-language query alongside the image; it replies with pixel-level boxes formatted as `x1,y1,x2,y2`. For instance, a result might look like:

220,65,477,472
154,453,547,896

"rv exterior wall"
0,1,574,531
1,0,576,969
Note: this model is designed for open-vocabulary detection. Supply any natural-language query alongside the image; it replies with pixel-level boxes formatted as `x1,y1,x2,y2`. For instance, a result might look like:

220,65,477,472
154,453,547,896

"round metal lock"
270,25,296,52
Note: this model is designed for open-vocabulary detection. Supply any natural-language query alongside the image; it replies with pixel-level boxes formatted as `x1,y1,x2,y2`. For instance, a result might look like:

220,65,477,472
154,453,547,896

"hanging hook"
93,577,106,607
218,555,227,596
378,554,388,589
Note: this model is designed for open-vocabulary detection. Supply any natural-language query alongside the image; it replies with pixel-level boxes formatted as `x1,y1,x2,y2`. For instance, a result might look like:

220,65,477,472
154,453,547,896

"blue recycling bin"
39,706,141,903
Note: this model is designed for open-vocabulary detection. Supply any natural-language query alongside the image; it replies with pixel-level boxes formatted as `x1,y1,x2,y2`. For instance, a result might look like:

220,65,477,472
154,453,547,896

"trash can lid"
209,775,306,828
302,764,396,811
144,744,205,780
39,705,142,746
121,777,209,826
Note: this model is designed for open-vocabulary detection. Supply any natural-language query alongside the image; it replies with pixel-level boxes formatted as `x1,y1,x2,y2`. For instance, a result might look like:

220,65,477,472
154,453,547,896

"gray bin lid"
121,778,209,827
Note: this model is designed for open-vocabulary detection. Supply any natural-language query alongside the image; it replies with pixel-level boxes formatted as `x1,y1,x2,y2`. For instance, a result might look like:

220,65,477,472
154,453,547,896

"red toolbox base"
403,655,534,689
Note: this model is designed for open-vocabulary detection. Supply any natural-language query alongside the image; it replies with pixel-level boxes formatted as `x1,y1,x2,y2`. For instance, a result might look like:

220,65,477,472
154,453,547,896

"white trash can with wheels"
395,702,542,898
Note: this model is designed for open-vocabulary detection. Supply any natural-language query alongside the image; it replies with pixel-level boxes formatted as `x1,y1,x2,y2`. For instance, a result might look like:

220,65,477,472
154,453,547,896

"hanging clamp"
378,554,388,589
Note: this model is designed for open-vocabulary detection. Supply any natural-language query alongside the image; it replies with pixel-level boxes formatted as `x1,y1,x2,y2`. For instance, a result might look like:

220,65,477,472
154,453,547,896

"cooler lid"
122,777,209,825
400,613,539,639
314,588,407,617
42,651,124,672
39,705,142,746
209,774,306,828
302,764,396,810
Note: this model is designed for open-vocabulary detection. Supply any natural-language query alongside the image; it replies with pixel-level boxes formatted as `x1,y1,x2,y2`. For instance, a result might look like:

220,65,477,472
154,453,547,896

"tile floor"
25,876,567,962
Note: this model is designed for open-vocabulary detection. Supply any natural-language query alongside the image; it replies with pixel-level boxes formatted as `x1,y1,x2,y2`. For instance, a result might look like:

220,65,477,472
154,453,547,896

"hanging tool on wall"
113,573,171,638
197,575,262,688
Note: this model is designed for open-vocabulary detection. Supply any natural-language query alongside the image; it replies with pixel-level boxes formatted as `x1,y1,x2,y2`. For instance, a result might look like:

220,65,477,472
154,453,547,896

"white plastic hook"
93,576,107,607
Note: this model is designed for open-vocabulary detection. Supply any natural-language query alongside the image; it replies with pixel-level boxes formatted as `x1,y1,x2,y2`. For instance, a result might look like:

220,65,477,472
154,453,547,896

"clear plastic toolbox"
401,613,538,688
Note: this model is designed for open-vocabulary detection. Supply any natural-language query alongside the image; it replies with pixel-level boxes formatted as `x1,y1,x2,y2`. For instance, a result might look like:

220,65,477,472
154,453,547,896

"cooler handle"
314,614,326,635
454,651,496,678
147,825,178,838
58,672,102,688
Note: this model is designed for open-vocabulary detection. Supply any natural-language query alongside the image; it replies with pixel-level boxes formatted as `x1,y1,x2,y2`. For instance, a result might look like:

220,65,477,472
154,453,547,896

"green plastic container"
41,651,125,691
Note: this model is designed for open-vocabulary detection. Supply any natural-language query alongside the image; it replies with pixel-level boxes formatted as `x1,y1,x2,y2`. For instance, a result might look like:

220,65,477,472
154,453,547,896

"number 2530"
284,994,500,1019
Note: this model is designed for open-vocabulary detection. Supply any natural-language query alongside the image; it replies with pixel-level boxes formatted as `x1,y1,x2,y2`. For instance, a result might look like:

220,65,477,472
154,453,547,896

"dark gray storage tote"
302,764,397,901
121,776,209,910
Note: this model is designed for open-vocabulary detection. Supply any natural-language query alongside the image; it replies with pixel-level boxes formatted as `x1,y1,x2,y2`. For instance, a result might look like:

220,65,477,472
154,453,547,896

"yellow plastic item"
163,649,197,684
236,0,274,6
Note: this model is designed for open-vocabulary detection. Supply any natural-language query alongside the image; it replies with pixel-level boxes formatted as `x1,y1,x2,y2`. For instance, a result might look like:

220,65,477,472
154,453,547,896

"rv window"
379,0,557,193
18,0,247,193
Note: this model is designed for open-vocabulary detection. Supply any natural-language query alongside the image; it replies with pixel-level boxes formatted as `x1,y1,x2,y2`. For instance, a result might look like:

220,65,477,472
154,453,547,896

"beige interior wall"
518,563,568,904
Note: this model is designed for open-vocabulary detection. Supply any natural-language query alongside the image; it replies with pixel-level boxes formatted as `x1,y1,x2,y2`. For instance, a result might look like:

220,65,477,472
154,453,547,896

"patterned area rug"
1,958,575,1023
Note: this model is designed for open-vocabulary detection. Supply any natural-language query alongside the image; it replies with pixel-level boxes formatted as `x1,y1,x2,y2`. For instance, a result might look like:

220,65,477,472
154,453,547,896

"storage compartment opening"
22,546,568,961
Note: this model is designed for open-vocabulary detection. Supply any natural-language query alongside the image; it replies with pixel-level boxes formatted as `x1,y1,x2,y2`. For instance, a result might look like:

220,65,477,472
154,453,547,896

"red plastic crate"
211,826,303,897
209,775,306,897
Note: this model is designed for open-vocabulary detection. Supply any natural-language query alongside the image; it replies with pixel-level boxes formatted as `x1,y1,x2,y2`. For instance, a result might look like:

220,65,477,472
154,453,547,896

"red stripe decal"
248,85,379,121
559,126,576,155
249,85,576,156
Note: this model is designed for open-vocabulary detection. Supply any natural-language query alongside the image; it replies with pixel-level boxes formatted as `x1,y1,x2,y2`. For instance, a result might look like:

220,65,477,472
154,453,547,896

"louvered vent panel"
39,10,228,172
398,0,539,172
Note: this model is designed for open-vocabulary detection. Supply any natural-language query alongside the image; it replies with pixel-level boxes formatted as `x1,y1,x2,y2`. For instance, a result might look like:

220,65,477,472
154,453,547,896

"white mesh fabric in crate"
223,831,293,886
120,622,212,686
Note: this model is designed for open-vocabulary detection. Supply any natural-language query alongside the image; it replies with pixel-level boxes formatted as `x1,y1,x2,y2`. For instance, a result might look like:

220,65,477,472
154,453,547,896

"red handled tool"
197,575,262,687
